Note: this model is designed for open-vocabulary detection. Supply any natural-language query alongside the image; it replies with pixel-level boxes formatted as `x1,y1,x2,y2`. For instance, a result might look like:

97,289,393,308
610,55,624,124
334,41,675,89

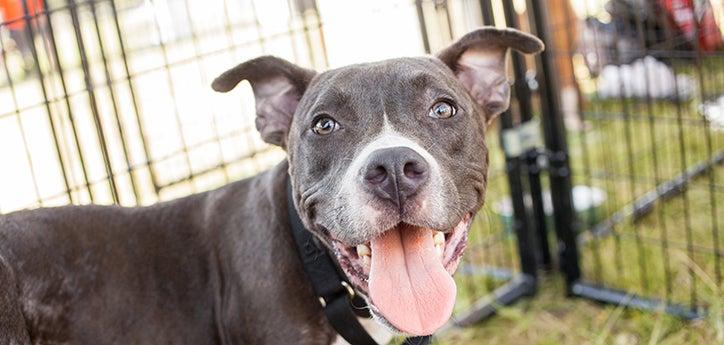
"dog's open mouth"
330,213,473,335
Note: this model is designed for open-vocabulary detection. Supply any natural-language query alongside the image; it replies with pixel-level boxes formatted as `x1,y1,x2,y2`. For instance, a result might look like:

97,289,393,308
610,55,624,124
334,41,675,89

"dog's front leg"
0,255,31,345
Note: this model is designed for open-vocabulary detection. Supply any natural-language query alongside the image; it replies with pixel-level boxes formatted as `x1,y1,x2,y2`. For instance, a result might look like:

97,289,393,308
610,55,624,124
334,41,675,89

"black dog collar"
286,177,431,345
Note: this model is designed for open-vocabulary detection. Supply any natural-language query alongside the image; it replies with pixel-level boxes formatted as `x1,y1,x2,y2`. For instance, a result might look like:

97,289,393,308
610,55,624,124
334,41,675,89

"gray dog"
0,27,542,344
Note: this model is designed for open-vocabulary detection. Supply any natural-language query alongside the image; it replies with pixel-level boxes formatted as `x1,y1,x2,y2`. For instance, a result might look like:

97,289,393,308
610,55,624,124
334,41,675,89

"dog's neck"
206,161,337,343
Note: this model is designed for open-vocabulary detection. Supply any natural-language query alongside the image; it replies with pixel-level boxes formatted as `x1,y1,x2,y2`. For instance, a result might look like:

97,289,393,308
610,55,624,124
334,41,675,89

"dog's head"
213,27,543,336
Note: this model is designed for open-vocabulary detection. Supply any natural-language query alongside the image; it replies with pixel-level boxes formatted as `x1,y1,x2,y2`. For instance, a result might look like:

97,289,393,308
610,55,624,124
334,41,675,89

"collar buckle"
319,281,356,308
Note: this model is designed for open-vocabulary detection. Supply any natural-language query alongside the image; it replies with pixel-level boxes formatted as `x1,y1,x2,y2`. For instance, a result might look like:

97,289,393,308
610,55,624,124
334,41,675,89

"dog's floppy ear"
212,56,316,148
436,27,544,124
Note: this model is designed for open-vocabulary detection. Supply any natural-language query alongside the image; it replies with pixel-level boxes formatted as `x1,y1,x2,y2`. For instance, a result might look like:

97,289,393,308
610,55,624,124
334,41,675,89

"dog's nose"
362,147,429,208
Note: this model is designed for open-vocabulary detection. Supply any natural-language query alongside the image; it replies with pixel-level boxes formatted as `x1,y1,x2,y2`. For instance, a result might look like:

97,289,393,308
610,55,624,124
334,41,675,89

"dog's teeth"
433,231,445,258
356,244,371,257
435,244,444,257
361,254,371,268
433,231,445,246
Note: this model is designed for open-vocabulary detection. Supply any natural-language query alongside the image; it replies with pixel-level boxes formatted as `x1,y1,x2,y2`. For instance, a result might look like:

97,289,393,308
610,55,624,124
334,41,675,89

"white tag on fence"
502,120,542,157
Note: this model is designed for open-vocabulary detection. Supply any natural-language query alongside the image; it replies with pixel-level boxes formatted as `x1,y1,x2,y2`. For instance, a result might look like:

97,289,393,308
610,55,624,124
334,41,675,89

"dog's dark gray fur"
0,27,542,344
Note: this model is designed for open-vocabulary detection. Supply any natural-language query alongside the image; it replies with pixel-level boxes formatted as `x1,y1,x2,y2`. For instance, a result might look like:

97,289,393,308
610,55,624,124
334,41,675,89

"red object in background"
659,0,722,51
0,0,42,30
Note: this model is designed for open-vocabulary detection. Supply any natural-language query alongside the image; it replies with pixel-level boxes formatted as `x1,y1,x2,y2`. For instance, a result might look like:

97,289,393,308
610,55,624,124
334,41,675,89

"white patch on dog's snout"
348,120,442,177
335,119,448,240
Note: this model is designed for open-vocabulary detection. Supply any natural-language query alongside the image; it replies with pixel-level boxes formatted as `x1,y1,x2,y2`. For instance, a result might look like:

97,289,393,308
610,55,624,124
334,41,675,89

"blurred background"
0,0,722,343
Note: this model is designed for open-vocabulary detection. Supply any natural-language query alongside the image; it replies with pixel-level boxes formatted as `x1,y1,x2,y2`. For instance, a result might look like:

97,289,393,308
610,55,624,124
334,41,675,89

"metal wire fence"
557,0,723,316
0,0,326,211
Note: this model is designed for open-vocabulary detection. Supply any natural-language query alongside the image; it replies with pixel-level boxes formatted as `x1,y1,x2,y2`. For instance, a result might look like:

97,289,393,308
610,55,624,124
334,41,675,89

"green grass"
436,276,722,345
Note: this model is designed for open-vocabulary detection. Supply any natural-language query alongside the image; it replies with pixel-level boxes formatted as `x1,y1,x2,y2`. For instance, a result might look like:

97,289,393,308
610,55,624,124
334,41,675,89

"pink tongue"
368,225,456,335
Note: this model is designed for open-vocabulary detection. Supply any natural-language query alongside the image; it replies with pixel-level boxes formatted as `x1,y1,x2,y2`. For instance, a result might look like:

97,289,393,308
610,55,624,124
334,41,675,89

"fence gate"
546,0,722,319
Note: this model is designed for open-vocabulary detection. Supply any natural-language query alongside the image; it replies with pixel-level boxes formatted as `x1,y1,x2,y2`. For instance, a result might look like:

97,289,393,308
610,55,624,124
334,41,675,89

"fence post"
484,0,538,288
501,0,552,271
525,0,581,288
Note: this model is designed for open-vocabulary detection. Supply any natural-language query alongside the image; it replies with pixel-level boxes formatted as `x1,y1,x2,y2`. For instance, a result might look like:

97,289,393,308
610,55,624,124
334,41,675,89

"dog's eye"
429,100,456,119
312,116,339,135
